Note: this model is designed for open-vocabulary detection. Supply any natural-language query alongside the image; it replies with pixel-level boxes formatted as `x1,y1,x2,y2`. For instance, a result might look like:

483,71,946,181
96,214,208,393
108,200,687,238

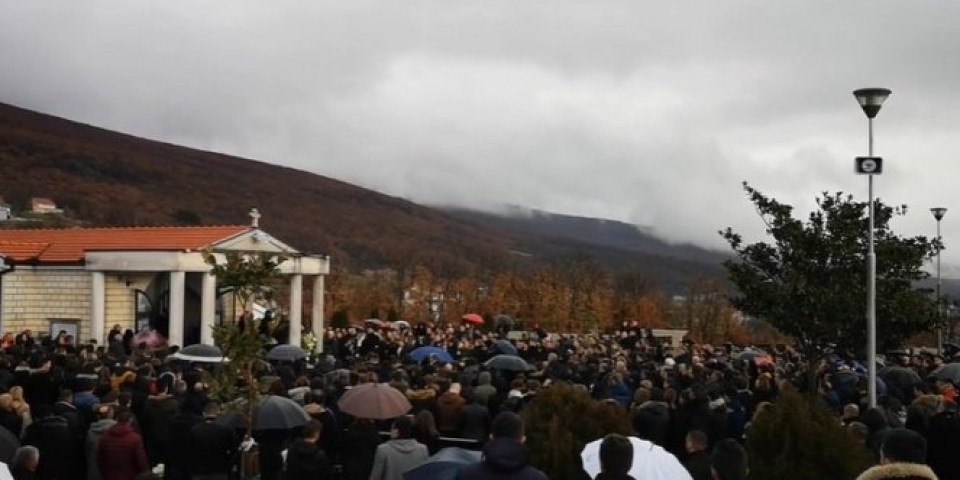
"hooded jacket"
855,463,939,480
86,419,117,480
457,438,549,480
368,438,429,480
97,422,149,480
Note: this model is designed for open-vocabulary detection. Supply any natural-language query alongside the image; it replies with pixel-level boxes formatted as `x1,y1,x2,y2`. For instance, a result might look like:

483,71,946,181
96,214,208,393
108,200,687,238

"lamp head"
931,207,947,221
853,88,892,119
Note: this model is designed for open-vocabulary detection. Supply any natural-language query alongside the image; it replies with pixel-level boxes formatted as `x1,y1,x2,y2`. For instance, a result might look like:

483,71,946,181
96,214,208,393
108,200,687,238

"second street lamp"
932,207,947,354
853,87,892,409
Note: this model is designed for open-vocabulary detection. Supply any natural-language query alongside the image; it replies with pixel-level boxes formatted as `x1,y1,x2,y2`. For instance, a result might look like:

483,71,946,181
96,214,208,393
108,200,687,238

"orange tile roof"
0,226,249,264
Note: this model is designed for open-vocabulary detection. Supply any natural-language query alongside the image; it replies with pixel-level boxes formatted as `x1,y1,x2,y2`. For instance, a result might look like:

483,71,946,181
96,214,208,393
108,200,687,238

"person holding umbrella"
369,416,428,480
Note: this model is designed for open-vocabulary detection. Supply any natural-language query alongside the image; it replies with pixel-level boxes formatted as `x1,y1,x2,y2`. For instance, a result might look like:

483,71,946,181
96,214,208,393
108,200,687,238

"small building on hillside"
30,197,62,214
0,219,330,347
0,203,10,221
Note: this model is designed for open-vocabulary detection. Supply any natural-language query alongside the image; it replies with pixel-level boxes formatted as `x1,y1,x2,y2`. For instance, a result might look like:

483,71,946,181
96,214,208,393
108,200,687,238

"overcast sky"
3,1,960,273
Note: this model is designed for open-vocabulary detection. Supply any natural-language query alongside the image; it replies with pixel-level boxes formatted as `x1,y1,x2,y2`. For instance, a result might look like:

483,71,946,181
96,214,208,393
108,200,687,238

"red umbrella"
461,313,484,325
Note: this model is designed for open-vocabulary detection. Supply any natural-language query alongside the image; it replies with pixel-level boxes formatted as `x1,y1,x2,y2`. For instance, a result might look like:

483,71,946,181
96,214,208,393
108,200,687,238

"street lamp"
932,207,947,355
853,87,891,409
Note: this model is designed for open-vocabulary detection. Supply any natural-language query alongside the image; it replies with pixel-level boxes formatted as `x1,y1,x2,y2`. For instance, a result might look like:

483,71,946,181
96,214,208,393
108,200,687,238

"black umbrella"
881,366,922,390
170,344,226,363
736,349,766,362
255,395,311,430
491,340,518,356
485,354,533,372
930,363,960,385
266,345,308,362
0,425,19,463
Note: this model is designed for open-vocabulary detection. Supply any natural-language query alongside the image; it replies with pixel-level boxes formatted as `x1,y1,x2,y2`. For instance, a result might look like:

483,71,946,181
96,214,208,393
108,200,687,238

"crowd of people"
0,319,954,480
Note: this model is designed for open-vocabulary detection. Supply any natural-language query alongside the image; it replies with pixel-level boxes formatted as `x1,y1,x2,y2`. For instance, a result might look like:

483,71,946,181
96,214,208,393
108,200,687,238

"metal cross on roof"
249,208,261,228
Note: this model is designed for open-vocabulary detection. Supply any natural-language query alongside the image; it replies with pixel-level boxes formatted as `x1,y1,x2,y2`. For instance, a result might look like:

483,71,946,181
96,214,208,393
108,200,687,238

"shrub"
522,383,633,480
745,385,870,480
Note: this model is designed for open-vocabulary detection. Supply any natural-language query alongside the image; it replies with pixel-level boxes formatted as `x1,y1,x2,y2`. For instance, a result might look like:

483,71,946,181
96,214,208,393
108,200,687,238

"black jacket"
459,403,491,443
23,416,79,480
632,402,670,446
185,419,238,475
457,438,548,480
683,450,712,480
340,423,381,480
285,439,332,480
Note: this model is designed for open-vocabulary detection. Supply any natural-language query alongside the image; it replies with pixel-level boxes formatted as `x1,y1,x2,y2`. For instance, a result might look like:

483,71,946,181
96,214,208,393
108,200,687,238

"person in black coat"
340,418,381,480
22,406,80,480
285,420,332,480
457,412,547,480
167,409,203,480
459,392,491,444
682,430,712,480
595,434,635,480
185,403,238,480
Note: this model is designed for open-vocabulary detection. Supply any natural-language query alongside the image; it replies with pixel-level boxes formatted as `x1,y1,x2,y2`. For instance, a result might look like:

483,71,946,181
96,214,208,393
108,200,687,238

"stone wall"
104,273,154,335
0,268,91,340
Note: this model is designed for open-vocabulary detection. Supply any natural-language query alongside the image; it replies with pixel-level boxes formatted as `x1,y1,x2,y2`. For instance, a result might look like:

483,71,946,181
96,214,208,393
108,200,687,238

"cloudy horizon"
3,1,960,274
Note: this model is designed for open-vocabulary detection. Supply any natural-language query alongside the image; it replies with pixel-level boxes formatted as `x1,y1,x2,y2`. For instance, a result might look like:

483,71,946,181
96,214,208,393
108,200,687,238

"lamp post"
932,207,947,355
853,87,891,409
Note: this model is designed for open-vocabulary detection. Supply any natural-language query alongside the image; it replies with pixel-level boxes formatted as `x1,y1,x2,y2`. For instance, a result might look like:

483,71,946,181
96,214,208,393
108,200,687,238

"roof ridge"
0,225,249,232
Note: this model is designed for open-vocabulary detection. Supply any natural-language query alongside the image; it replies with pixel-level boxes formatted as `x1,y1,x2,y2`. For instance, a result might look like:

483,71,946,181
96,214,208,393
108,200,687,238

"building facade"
0,224,329,348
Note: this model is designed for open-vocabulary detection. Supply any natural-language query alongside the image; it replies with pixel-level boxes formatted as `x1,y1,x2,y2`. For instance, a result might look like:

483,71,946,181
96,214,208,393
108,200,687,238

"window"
135,290,152,332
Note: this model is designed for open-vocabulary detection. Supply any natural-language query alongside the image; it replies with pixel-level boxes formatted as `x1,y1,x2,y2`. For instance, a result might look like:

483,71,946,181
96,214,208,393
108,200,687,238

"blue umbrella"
404,447,481,480
409,346,455,364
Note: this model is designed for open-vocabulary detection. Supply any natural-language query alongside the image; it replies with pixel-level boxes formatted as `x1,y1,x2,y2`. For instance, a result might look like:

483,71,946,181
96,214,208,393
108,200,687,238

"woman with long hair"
412,410,441,455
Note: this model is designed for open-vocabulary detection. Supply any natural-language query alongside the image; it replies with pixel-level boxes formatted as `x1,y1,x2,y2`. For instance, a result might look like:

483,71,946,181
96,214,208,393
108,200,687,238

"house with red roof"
0,211,329,348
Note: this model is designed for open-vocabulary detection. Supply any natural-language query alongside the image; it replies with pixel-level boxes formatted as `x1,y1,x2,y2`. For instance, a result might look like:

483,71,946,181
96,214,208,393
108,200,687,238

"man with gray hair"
10,445,39,480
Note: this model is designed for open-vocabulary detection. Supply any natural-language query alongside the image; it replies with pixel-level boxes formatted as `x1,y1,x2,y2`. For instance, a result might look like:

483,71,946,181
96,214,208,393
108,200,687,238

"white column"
169,271,186,347
288,274,302,346
312,275,325,353
91,272,106,345
200,272,216,346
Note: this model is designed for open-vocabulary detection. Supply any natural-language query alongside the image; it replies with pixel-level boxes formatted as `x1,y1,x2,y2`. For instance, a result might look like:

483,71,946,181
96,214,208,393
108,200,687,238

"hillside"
0,102,723,291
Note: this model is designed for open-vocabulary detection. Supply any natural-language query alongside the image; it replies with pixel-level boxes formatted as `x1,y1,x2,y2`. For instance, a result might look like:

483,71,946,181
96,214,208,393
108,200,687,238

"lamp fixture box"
855,156,882,175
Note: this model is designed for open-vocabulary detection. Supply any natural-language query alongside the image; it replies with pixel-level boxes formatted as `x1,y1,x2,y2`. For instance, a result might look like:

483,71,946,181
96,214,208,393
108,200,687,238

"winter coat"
184,418,237,475
434,392,465,435
473,374,497,407
285,438,333,480
632,401,670,446
457,438,549,480
683,450,712,480
368,438,429,480
97,422,149,480
86,419,117,480
139,395,180,465
459,403,491,443
167,411,202,471
341,423,382,480
855,463,938,480
22,416,79,480
925,410,960,480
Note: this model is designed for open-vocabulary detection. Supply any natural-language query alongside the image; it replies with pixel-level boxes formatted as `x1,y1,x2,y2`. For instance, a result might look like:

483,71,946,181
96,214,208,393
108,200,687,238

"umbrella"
461,313,484,325
256,395,311,430
266,345,308,362
485,354,533,372
930,363,960,384
364,318,387,329
582,436,692,480
338,383,411,420
491,340,518,356
881,366,922,390
170,344,227,363
392,320,411,330
736,349,765,362
494,314,514,328
409,346,455,364
133,328,167,350
0,425,19,463
404,447,481,480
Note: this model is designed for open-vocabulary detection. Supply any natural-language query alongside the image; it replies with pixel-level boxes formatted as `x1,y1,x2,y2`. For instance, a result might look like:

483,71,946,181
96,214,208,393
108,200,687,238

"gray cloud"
2,0,960,273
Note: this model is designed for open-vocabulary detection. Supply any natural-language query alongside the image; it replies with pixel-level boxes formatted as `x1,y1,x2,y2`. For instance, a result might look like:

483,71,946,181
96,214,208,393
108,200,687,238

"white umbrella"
581,437,692,480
